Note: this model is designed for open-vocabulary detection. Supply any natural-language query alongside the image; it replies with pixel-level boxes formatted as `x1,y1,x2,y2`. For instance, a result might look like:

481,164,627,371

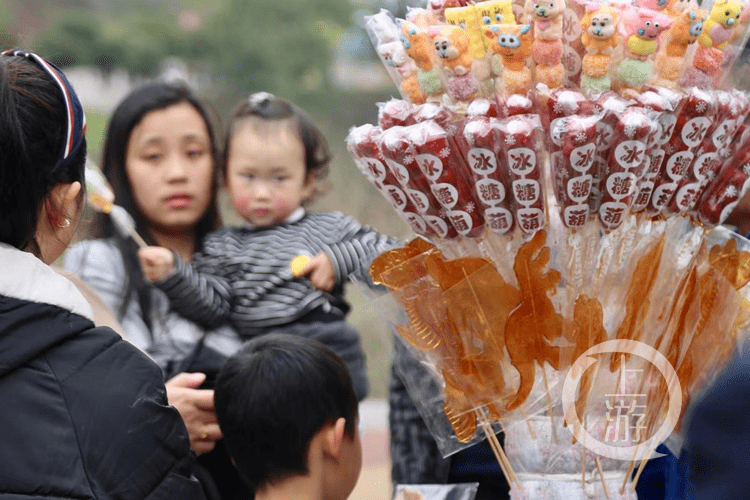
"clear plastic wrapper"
462,116,516,235
347,124,434,238
394,483,479,500
379,125,459,239
378,98,418,130
495,114,546,234
409,120,486,238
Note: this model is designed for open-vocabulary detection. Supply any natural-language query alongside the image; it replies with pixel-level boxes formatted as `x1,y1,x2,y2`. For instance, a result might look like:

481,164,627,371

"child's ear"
322,417,347,460
302,171,319,201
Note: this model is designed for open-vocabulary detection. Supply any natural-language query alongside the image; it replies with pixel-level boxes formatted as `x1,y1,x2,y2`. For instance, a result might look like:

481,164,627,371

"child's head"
214,333,361,499
222,92,331,228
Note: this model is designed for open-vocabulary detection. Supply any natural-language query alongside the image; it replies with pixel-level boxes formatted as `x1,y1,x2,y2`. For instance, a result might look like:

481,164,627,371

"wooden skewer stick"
581,443,586,490
130,229,148,248
477,410,520,488
542,367,557,443
520,406,537,439
596,457,610,500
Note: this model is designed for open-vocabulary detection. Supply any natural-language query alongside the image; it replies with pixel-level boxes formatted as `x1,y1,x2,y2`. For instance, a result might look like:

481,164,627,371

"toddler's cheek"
232,194,250,214
274,196,293,215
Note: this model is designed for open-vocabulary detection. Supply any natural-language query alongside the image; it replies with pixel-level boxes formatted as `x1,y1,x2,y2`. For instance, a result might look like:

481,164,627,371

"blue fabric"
685,350,750,500
635,444,680,500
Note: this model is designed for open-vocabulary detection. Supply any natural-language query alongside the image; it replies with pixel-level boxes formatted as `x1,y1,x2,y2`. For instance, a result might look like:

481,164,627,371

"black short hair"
214,333,359,492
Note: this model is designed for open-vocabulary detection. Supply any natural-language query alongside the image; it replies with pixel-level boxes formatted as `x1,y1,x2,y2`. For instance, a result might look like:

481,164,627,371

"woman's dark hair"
0,52,87,255
223,92,331,202
92,81,221,329
214,333,359,492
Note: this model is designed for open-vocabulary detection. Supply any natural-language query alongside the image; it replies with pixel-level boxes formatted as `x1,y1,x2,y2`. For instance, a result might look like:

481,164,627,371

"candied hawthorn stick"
409,120,485,238
496,114,546,235
380,126,459,239
347,124,434,238
462,116,515,235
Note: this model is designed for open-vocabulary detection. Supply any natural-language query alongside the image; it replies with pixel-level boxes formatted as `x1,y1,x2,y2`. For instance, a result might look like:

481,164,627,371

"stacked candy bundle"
350,0,750,498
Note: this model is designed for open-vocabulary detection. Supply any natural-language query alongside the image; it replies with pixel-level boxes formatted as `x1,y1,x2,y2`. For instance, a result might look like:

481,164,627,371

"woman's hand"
138,246,175,283
165,372,222,454
301,252,336,292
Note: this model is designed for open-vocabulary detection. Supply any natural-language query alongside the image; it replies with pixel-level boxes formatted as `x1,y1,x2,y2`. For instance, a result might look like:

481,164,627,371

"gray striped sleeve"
153,253,232,329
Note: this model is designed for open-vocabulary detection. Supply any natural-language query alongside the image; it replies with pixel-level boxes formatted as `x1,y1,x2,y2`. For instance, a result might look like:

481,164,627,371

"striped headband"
2,49,87,169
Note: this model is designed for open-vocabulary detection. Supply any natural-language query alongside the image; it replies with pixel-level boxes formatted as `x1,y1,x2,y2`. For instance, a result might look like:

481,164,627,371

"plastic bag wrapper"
365,10,427,105
398,19,451,103
346,124,434,238
371,240,500,453
667,89,749,215
379,125,459,239
548,114,598,230
378,98,418,130
682,0,750,90
494,114,546,235
394,483,479,500
597,107,656,231
647,87,715,216
461,116,515,235
84,157,115,213
630,89,679,213
695,146,750,226
408,120,486,238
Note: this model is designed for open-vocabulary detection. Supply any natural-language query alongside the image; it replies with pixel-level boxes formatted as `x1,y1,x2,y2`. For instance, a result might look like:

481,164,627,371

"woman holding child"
64,82,247,499
0,51,206,498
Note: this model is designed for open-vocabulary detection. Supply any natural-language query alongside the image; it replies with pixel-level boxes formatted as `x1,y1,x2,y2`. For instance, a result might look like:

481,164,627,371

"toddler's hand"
301,252,336,292
138,246,175,282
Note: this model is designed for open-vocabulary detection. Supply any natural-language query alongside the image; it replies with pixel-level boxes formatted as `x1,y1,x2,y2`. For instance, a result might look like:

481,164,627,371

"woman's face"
125,102,214,235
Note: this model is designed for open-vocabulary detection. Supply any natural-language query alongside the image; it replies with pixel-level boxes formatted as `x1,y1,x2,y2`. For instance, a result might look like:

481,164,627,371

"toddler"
138,92,397,399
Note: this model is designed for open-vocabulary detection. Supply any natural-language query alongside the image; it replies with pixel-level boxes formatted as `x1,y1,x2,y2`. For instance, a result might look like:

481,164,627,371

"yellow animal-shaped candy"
431,24,475,75
699,0,743,49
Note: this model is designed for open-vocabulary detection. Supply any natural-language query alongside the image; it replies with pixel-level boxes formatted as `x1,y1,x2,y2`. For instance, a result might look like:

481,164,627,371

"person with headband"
0,49,208,499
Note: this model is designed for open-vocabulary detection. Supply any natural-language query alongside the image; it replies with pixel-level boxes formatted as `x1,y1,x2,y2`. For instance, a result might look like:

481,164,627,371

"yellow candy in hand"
290,255,311,278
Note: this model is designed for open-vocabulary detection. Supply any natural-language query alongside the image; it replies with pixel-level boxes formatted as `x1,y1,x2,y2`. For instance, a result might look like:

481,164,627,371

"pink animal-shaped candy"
619,8,673,60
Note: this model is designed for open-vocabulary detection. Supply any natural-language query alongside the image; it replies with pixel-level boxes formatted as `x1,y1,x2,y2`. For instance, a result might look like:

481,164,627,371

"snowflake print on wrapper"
505,135,517,147
742,164,750,176
695,101,707,113
465,201,476,213
440,147,451,158
576,132,588,143
625,124,636,138
725,185,739,199
403,155,415,165
554,101,564,114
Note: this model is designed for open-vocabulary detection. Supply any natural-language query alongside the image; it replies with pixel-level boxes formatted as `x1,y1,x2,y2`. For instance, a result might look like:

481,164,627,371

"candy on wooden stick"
484,24,535,96
616,7,673,92
525,0,567,88
579,2,620,94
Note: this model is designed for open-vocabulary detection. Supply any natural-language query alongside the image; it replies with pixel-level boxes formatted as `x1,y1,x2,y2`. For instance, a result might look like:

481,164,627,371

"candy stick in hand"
84,159,147,248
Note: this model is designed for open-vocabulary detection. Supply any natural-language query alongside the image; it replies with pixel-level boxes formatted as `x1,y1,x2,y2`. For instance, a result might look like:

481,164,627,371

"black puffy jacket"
0,244,207,499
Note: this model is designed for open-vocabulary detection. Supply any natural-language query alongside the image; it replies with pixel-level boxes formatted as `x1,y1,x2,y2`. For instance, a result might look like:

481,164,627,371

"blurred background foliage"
0,0,426,397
